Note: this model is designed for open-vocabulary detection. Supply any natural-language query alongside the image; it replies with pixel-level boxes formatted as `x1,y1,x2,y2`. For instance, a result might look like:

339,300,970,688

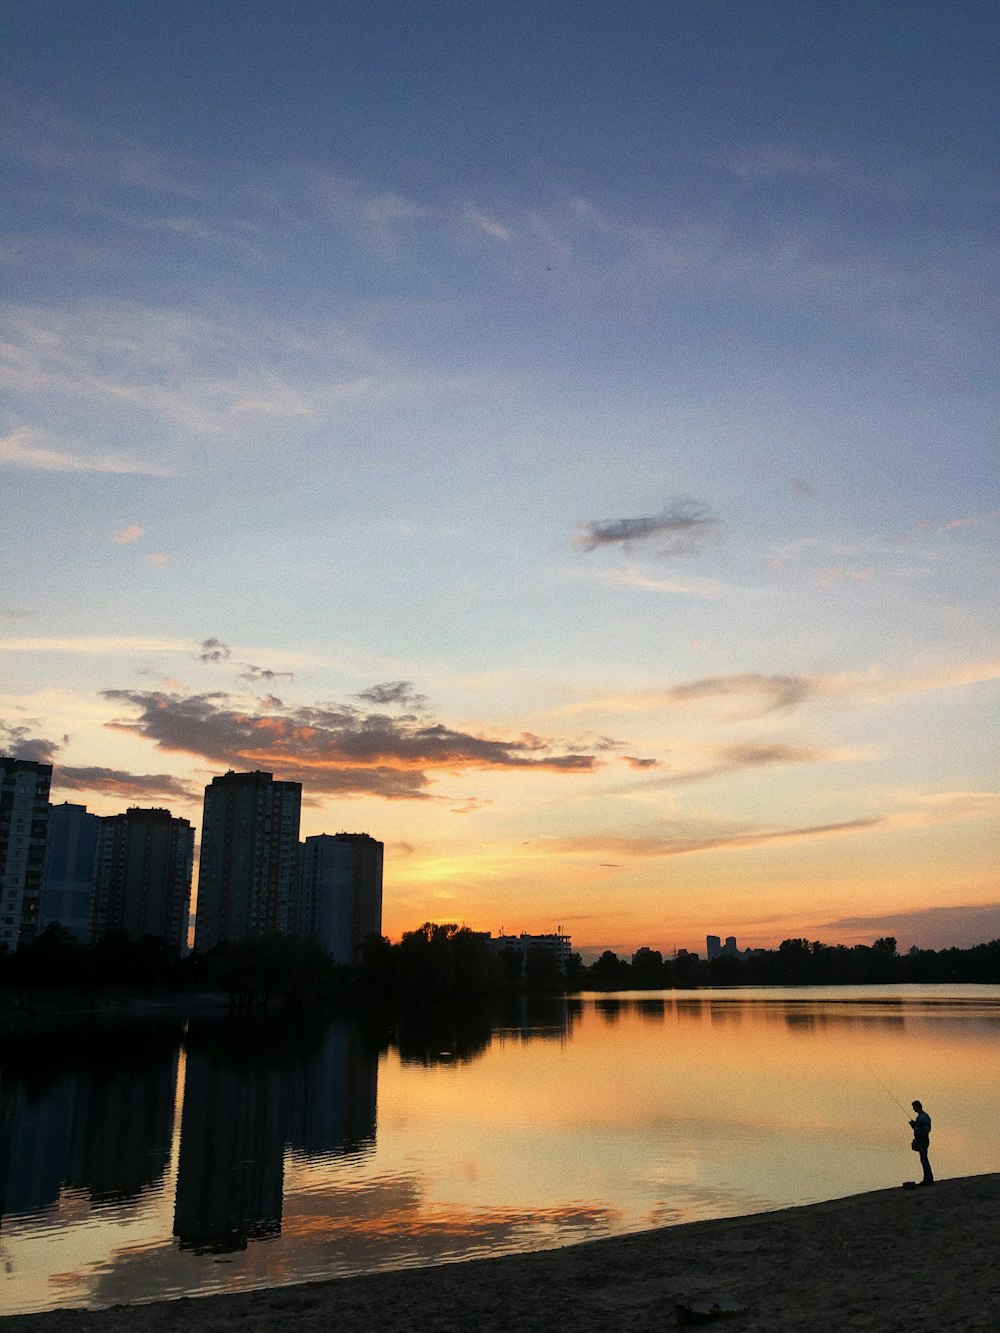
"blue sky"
2,1,997,955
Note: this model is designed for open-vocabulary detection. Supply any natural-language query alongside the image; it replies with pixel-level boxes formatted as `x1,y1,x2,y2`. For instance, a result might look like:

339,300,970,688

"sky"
1,0,997,958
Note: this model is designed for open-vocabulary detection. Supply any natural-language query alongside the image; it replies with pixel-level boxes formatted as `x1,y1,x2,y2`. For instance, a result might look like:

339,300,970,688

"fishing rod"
872,1073,911,1119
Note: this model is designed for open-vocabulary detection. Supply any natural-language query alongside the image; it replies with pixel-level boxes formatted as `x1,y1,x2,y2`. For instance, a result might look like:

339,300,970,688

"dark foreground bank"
4,1174,998,1333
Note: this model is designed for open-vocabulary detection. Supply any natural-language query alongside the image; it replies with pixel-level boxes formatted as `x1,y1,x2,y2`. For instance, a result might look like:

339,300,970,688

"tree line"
2,923,997,1010
590,936,1000,988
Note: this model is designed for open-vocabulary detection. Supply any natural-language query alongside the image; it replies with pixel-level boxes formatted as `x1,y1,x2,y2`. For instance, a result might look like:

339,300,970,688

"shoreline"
5,1174,998,1332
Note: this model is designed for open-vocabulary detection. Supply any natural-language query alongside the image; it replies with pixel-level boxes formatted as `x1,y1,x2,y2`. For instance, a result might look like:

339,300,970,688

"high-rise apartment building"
92,807,194,950
42,801,100,942
297,833,383,965
0,758,52,950
194,771,301,952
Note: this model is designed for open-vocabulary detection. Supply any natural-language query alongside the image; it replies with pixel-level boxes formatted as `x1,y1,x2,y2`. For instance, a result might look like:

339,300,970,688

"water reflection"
1,986,998,1316
0,1021,181,1218
173,1017,378,1254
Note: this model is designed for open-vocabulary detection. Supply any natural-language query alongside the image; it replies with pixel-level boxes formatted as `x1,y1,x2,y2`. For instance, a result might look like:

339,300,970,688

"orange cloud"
103,689,602,799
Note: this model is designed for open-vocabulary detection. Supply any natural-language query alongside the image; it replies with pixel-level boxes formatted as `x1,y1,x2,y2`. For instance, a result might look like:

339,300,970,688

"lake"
2,985,998,1315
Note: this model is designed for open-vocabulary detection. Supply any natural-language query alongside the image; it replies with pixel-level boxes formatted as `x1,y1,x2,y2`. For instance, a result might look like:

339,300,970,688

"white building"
489,930,573,975
297,833,383,965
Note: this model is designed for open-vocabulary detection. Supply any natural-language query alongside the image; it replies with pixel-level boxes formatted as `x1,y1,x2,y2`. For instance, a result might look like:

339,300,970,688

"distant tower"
706,934,722,960
194,771,301,952
43,801,100,942
92,807,194,950
0,757,52,950
297,833,383,965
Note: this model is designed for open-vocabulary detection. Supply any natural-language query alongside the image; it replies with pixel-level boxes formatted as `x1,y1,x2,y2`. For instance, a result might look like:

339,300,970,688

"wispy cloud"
544,659,1000,722
932,508,1000,535
9,106,207,199
0,301,387,438
102,688,600,799
53,766,197,801
0,634,196,655
109,523,144,545
726,145,839,182
629,742,836,788
534,790,998,861
535,817,882,860
660,673,817,715
576,565,737,598
576,499,718,556
0,427,171,475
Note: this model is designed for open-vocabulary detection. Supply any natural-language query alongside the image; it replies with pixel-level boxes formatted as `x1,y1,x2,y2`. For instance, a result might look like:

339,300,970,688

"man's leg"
918,1146,933,1184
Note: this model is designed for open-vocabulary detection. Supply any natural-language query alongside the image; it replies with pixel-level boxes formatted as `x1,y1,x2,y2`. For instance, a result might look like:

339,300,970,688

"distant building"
707,933,744,960
194,771,301,952
42,802,100,942
489,930,573,976
297,833,383,965
0,757,52,950
92,807,194,950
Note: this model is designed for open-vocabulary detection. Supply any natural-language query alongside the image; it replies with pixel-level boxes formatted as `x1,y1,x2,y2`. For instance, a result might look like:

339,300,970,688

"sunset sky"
2,1,997,957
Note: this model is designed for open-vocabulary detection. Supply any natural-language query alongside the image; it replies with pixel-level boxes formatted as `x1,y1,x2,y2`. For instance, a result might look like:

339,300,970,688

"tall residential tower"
0,757,52,951
297,833,383,965
194,771,301,952
92,807,194,950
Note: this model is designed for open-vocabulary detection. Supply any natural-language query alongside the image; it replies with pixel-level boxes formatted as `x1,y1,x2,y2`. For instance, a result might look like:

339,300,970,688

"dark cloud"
238,662,295,686
102,689,598,799
355,681,429,711
663,673,817,715
717,742,821,767
53,767,197,801
577,498,717,556
198,637,231,663
791,477,814,499
623,755,661,769
0,722,60,764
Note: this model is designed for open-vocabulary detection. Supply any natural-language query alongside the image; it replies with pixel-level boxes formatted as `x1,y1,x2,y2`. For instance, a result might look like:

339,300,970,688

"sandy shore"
4,1174,998,1333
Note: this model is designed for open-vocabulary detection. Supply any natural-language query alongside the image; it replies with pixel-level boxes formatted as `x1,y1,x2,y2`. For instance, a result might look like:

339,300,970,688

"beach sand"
3,1174,998,1333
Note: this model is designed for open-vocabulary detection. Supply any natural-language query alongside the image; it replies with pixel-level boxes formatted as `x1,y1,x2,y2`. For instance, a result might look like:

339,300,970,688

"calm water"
2,985,998,1315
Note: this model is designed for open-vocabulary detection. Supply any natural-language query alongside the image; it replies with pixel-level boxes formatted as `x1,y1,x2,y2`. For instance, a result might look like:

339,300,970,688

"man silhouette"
909,1100,933,1185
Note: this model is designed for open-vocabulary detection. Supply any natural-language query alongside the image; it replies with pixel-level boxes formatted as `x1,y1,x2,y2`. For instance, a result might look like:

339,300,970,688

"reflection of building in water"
0,757,52,950
286,1023,377,1158
66,1052,178,1203
92,807,194,949
496,993,576,1044
0,1074,76,1217
297,833,383,966
42,802,99,942
0,1027,179,1219
174,1049,287,1253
